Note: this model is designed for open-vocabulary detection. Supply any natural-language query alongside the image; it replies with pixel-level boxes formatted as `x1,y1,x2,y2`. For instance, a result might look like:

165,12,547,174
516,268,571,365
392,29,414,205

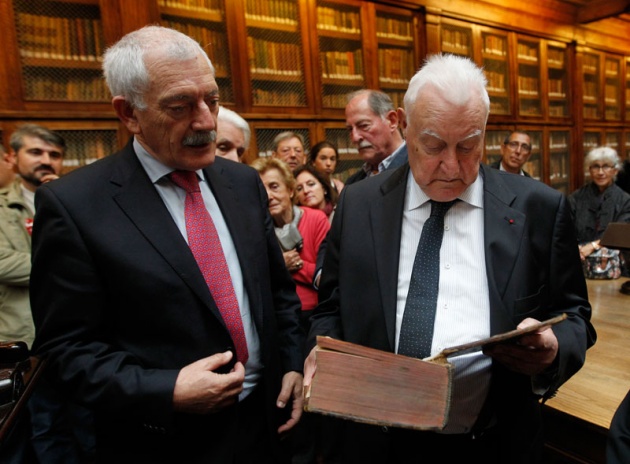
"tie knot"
430,200,456,218
170,170,200,193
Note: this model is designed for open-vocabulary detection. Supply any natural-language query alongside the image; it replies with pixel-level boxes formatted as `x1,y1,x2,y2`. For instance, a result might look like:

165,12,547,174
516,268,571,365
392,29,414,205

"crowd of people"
0,23,628,464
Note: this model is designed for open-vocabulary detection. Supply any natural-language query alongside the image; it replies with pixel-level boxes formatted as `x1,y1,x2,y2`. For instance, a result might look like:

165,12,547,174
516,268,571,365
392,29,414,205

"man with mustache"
28,25,304,463
344,89,408,185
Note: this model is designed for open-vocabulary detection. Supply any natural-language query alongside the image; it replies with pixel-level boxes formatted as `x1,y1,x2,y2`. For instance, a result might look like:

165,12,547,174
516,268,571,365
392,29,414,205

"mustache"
359,141,372,149
183,131,216,147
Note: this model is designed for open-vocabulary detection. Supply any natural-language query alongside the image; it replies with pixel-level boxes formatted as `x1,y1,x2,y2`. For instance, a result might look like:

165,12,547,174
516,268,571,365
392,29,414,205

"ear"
4,150,16,167
396,108,407,133
386,109,399,130
112,96,142,134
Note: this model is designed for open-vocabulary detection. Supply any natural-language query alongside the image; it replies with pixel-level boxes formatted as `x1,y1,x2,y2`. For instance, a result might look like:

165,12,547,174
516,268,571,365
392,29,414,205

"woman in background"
251,157,330,464
308,141,344,195
568,146,630,277
293,164,337,223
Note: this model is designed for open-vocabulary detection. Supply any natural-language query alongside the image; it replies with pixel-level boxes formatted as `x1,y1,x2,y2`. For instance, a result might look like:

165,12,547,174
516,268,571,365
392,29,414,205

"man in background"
344,89,407,185
272,131,306,171
216,106,251,163
0,124,64,349
29,25,304,463
304,54,595,463
0,125,94,463
490,130,532,176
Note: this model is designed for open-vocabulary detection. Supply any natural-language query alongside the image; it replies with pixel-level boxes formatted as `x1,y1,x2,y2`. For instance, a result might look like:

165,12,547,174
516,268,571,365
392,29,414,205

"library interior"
0,1,629,463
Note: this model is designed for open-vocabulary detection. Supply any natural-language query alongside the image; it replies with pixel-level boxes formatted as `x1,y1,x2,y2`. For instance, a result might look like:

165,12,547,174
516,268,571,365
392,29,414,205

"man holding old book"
303,54,596,463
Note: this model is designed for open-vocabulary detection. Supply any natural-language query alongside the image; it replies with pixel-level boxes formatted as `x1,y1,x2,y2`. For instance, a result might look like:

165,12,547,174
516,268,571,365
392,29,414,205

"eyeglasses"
505,141,532,154
589,164,615,172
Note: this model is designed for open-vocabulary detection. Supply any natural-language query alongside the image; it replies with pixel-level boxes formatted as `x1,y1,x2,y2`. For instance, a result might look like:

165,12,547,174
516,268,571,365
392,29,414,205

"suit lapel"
480,164,526,332
370,166,408,350
109,146,219,316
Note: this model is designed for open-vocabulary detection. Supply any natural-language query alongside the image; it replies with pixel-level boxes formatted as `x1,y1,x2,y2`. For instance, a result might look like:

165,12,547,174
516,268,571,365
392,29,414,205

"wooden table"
543,277,630,463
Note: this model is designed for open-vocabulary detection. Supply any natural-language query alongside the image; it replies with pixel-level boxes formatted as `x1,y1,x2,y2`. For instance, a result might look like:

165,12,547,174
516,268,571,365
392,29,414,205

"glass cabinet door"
440,23,473,58
159,0,235,105
604,56,622,121
245,0,308,108
548,130,570,194
481,29,510,115
375,6,416,109
483,130,511,166
523,130,542,181
582,52,601,119
316,0,365,109
516,38,541,117
12,0,108,102
546,43,569,119
324,126,360,182
626,57,630,121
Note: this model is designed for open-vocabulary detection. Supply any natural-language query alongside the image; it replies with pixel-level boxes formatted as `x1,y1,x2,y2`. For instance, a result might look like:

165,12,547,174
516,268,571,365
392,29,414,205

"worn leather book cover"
304,314,567,430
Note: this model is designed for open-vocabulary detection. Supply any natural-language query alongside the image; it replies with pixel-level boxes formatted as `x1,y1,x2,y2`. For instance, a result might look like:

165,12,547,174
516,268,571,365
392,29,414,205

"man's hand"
276,371,303,434
483,317,558,376
303,347,318,387
172,351,244,414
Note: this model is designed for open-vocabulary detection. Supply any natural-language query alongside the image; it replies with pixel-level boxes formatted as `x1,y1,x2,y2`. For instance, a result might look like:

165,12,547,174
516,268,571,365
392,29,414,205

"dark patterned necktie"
398,200,456,359
170,170,248,364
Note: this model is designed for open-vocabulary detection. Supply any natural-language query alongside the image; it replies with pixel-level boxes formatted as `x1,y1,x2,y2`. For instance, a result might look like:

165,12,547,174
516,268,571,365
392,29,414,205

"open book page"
424,313,568,362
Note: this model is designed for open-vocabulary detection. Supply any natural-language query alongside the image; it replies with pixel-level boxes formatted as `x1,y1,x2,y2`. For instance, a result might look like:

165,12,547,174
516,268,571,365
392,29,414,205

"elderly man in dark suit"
304,54,595,463
29,25,304,464
344,89,408,186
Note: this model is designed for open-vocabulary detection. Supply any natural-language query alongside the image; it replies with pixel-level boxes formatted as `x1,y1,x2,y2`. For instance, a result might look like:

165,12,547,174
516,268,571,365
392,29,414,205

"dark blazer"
489,159,531,177
309,163,595,461
30,139,304,463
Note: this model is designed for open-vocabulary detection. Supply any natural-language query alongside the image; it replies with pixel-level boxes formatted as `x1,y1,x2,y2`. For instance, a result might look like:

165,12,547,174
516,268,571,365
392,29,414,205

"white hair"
404,53,490,122
218,106,251,149
102,25,214,110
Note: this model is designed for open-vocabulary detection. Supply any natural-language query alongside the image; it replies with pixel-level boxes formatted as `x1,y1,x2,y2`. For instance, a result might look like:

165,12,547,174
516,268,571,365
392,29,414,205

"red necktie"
170,170,248,364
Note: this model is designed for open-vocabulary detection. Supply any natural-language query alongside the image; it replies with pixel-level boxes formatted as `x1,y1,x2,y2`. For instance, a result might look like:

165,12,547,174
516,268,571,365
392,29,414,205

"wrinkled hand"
283,249,303,273
483,318,558,376
276,371,304,434
173,351,244,414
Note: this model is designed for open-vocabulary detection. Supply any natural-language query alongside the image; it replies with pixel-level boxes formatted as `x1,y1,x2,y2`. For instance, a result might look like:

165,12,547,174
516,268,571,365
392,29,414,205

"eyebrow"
421,129,482,141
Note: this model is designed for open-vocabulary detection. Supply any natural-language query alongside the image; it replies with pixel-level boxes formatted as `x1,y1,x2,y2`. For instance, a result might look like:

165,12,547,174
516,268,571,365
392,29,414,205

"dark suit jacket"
489,159,531,177
309,163,595,461
313,143,409,284
29,139,304,463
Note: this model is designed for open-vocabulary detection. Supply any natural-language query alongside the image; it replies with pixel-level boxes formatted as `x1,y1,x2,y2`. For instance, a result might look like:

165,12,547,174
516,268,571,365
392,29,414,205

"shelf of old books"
548,129,570,193
481,29,511,116
316,0,366,109
516,37,542,117
245,0,307,108
523,130,542,181
604,55,622,121
581,51,601,120
375,6,417,109
547,42,570,119
159,0,234,104
626,58,630,121
483,130,511,166
12,0,108,102
439,23,473,58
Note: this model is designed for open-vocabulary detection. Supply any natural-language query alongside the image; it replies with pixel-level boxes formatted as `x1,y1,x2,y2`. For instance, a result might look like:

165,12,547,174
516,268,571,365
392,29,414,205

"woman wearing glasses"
568,146,630,278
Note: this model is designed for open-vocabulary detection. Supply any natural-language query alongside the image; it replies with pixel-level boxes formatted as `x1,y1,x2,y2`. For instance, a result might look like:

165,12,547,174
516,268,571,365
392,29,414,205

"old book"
304,313,567,430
